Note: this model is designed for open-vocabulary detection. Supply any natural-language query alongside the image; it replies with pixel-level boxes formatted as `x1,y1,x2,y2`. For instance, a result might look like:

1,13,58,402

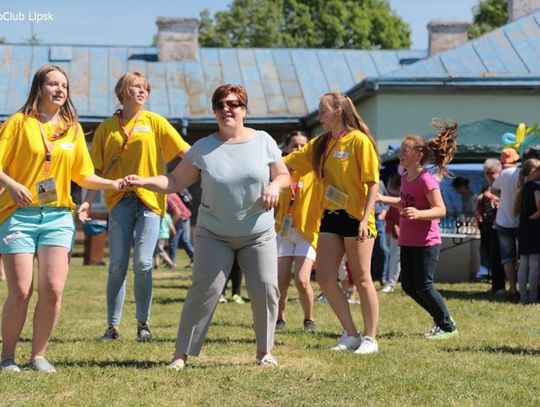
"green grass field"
0,252,539,406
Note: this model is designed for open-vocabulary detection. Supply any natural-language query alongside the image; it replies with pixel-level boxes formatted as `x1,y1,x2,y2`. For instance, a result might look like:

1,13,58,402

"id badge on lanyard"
324,184,349,208
37,120,60,205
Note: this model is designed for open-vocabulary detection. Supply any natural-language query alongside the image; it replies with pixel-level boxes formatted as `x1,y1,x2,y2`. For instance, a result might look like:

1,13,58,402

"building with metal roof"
343,10,540,153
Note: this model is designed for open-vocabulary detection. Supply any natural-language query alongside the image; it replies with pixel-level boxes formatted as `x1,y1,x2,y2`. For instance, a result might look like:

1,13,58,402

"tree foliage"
468,0,508,39
199,0,411,49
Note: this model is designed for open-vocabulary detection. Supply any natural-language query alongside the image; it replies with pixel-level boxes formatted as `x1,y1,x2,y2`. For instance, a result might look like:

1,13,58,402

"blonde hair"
312,92,380,176
404,119,458,178
19,64,78,129
514,158,540,215
114,72,150,105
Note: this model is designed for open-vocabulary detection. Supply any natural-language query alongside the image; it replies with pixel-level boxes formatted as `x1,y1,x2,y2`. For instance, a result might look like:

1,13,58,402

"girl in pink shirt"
378,120,458,339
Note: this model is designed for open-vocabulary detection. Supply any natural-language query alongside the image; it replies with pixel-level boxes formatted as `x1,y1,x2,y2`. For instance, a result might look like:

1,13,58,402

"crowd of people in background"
0,65,538,374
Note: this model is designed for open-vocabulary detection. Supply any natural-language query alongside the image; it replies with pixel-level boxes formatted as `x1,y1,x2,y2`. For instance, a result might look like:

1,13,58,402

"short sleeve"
261,131,282,164
284,138,316,176
153,113,190,163
90,121,107,172
71,123,95,182
357,133,379,183
0,115,20,171
423,172,440,192
186,141,202,168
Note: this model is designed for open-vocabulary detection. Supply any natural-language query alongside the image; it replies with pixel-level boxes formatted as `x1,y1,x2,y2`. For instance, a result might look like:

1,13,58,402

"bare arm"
358,181,378,240
377,193,401,207
0,170,32,207
401,188,446,221
126,158,200,194
262,158,290,210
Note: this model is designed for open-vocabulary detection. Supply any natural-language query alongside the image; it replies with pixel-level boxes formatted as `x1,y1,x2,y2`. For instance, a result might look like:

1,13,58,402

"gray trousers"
175,226,279,356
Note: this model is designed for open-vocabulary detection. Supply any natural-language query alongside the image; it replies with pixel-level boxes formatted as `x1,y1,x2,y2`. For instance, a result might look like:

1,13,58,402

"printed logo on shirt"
333,151,349,159
60,142,74,150
401,192,414,208
134,125,151,133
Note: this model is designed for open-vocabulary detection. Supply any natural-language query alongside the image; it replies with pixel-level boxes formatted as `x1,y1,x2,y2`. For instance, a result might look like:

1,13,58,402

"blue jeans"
107,198,161,326
400,245,454,332
168,217,194,263
372,218,390,282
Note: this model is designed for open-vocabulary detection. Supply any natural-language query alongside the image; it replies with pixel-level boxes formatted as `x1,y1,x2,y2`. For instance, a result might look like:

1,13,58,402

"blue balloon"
519,134,539,156
502,132,516,146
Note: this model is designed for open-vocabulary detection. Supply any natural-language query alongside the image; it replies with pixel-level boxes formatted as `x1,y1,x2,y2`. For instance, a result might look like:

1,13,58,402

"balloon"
502,132,517,146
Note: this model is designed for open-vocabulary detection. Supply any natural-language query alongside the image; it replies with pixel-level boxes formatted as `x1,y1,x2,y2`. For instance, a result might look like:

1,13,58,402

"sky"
0,0,480,49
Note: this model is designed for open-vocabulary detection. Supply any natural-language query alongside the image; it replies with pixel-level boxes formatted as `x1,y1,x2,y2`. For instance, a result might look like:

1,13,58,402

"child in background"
378,119,459,339
154,213,176,269
381,172,402,293
514,158,540,304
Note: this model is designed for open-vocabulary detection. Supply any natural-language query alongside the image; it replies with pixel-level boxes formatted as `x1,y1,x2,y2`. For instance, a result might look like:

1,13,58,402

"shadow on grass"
153,283,192,290
60,359,162,369
437,288,507,303
443,345,540,357
153,296,185,305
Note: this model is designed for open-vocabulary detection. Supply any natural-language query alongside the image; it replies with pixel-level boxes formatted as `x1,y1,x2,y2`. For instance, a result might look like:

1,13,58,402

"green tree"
468,0,508,39
199,0,411,49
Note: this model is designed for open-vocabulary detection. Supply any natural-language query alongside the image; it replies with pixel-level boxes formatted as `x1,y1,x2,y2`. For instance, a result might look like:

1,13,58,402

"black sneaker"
275,319,286,330
303,319,316,332
101,326,119,342
137,323,152,342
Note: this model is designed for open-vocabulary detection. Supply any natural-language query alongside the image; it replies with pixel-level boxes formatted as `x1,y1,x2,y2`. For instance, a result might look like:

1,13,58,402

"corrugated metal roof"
383,11,540,82
0,45,425,121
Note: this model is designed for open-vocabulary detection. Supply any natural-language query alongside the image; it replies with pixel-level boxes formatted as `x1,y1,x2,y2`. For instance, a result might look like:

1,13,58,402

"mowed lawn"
0,250,539,406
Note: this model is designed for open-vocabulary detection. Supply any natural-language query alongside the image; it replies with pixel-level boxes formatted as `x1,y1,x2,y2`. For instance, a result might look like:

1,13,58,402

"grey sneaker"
303,319,316,332
101,326,119,342
0,358,21,372
137,323,152,342
29,358,56,373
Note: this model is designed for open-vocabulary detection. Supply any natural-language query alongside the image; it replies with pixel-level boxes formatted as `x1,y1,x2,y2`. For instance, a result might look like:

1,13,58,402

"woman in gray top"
126,84,290,369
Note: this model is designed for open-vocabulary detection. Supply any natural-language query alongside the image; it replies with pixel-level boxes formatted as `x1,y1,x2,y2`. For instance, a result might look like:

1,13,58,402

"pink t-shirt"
398,170,441,247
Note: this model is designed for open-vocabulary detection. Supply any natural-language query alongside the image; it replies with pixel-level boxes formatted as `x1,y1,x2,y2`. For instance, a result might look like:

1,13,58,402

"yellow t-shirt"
275,170,323,250
285,129,379,236
91,110,190,215
0,112,95,224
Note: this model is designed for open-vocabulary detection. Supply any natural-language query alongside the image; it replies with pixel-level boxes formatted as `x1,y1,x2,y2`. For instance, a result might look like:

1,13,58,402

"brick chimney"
508,0,540,22
427,20,470,57
156,17,199,62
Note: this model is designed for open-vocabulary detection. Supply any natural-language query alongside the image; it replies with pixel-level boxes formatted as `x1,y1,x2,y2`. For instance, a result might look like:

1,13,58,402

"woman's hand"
7,181,32,207
77,201,92,222
124,175,146,187
262,183,280,210
401,207,420,220
356,220,370,242
112,178,127,191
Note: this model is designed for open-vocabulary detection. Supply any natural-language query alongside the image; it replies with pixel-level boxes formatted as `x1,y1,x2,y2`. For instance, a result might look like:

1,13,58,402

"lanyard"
116,109,142,151
38,119,65,176
320,129,348,179
286,175,301,217
102,110,142,176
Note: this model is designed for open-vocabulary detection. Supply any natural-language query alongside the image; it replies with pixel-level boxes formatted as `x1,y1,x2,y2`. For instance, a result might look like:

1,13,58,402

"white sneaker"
381,285,394,293
167,358,185,371
330,331,362,351
354,336,378,354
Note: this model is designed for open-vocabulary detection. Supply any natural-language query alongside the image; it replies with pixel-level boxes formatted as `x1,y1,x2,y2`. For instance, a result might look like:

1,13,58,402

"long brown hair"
513,158,540,216
312,92,380,177
405,119,458,178
19,64,78,129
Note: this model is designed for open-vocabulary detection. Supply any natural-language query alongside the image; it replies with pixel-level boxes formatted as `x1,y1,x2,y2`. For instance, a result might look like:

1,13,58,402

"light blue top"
187,130,282,237
159,213,173,239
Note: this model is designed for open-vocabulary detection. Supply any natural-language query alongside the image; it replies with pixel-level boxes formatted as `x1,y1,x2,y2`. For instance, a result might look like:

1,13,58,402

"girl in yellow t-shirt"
78,72,190,343
285,92,381,354
0,65,121,373
275,131,321,332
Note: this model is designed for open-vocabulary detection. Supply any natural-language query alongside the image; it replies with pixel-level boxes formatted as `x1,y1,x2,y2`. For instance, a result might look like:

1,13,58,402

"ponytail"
426,119,458,178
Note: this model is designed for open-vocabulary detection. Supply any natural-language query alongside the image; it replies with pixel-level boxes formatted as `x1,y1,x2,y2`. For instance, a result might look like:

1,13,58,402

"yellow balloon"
515,123,526,148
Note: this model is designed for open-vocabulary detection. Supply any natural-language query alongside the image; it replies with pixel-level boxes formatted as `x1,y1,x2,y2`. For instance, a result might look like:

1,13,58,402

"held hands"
7,181,32,207
123,174,145,188
111,178,127,191
262,183,280,211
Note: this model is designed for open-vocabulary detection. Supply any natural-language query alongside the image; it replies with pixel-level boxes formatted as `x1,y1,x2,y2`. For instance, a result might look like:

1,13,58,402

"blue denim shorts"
0,207,75,254
495,224,518,265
